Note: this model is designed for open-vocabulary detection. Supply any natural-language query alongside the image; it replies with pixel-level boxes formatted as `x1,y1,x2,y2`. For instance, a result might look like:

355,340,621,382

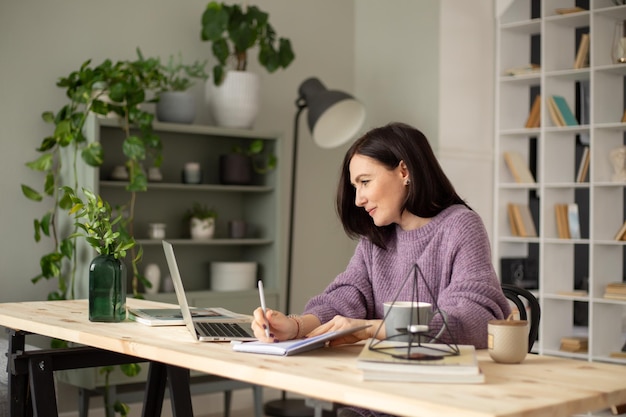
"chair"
501,284,541,352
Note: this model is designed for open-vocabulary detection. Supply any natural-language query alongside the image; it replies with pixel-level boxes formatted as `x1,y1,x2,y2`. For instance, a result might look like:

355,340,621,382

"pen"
258,280,271,338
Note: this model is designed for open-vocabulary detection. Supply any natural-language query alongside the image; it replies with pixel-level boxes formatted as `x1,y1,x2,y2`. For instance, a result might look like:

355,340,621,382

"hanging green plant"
21,49,166,301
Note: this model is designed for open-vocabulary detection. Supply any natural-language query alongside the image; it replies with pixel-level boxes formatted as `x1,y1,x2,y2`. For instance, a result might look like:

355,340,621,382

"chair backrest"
501,284,541,352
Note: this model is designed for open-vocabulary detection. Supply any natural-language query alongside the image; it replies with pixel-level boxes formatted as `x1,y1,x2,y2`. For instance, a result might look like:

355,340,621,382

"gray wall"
0,0,495,315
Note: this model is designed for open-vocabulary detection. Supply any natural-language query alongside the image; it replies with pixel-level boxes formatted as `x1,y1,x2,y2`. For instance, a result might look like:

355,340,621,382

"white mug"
383,301,447,343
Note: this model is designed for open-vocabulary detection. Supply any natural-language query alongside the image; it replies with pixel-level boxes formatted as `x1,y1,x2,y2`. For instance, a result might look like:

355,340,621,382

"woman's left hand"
306,315,381,346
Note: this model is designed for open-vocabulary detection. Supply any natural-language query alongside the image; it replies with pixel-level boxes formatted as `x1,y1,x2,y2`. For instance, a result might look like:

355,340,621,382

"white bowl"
210,262,257,291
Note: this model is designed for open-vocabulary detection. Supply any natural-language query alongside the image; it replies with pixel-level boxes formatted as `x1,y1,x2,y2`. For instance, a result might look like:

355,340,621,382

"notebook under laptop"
162,240,257,342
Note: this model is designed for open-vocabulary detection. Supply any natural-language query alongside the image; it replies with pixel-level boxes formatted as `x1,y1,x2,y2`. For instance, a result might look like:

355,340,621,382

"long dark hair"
336,122,469,249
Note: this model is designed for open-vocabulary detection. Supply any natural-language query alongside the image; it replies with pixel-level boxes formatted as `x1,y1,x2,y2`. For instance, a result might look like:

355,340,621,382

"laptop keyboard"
196,322,251,338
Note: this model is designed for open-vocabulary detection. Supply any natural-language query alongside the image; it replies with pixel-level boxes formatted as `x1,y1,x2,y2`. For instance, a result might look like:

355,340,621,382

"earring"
405,179,411,186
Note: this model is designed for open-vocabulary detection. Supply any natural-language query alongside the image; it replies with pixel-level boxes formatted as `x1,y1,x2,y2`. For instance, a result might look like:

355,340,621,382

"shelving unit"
494,0,626,366
84,115,286,313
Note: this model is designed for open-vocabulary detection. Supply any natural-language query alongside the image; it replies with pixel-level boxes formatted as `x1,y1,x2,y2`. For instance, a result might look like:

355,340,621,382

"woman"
252,122,510,348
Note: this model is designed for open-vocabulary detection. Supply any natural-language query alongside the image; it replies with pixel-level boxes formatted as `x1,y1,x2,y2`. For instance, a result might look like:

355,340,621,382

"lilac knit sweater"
303,204,511,348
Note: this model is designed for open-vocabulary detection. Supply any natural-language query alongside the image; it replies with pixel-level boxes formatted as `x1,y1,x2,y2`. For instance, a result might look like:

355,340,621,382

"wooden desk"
1,299,625,417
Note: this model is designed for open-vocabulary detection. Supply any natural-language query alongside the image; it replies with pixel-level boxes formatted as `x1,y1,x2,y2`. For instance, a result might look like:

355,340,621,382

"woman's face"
349,154,408,227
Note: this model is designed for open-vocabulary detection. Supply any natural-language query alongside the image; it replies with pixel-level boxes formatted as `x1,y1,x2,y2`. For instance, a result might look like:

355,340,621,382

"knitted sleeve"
428,210,511,348
303,239,377,323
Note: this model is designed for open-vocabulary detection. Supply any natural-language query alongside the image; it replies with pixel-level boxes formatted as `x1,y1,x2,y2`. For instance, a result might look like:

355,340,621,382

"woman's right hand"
251,307,296,342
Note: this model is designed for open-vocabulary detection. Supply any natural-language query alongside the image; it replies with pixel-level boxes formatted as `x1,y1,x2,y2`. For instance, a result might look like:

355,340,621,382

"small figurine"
610,146,626,182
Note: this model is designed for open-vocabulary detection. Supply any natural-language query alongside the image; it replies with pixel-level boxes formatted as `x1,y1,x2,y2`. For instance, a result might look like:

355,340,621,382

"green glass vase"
89,254,127,322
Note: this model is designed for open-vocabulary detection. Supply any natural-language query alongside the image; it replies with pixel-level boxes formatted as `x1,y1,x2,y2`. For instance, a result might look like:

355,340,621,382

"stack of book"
559,336,588,353
357,342,484,383
604,282,626,301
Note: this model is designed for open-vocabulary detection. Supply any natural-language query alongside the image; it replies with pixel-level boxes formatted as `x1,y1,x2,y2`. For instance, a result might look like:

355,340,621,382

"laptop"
162,240,257,342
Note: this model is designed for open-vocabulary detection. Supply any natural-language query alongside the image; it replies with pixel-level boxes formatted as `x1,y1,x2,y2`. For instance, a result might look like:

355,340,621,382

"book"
128,307,248,326
574,33,590,69
614,220,626,241
555,204,570,239
357,342,484,383
524,95,541,128
507,203,520,236
555,7,587,14
503,151,535,184
560,336,588,353
232,325,370,356
551,95,579,126
604,282,626,299
567,203,581,239
508,204,537,238
622,109,626,123
503,64,540,76
517,204,537,237
546,95,564,127
576,146,590,183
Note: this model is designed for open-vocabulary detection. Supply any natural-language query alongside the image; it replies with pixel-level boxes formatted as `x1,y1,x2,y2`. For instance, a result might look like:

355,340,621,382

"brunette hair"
336,122,469,248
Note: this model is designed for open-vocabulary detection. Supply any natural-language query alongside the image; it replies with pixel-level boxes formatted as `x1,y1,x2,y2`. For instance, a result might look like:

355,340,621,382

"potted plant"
152,51,209,124
220,139,277,185
200,1,295,128
185,202,218,239
63,186,136,322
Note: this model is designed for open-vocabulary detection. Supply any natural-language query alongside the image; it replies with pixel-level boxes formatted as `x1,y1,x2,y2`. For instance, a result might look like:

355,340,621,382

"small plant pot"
190,217,215,240
156,91,196,124
219,154,253,185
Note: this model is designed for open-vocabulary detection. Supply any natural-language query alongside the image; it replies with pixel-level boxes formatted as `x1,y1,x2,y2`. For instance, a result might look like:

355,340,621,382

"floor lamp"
264,78,365,417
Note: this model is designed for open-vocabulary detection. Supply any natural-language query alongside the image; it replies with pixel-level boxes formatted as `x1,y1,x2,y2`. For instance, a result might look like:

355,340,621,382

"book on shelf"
357,342,484,383
524,95,541,128
559,336,588,353
604,282,626,300
507,203,537,238
550,95,579,126
622,109,626,123
503,64,540,76
573,33,590,69
555,204,571,239
555,6,587,14
128,307,249,326
576,146,590,183
503,151,535,184
614,220,626,241
547,95,565,127
567,203,581,239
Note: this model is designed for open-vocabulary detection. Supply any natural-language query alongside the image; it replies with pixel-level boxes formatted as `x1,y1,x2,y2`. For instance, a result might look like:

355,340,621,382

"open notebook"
162,240,257,342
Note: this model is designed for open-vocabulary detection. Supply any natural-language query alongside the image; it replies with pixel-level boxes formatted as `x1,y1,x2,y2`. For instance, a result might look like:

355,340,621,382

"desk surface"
0,298,625,417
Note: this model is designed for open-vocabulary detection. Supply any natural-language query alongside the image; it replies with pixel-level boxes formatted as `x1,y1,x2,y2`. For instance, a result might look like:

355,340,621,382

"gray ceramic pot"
156,91,196,124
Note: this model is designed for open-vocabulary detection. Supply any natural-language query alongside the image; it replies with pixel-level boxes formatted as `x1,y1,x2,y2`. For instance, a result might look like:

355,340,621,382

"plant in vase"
200,1,295,128
185,202,218,239
220,139,277,185
151,50,209,124
62,186,139,417
64,186,137,322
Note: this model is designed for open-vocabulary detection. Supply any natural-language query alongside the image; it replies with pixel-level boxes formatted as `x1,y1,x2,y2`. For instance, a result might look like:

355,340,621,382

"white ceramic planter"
210,262,257,291
205,71,260,129
190,217,215,240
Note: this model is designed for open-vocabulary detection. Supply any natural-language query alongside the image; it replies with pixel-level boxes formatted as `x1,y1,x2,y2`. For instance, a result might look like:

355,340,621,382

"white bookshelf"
494,0,626,367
